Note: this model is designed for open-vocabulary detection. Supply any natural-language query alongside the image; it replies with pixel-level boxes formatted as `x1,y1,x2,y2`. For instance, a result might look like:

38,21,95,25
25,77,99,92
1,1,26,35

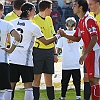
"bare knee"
84,73,89,82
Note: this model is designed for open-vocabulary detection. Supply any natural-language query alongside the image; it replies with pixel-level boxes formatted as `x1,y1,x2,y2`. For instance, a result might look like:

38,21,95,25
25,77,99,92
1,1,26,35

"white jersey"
56,30,83,70
0,19,15,63
10,18,44,67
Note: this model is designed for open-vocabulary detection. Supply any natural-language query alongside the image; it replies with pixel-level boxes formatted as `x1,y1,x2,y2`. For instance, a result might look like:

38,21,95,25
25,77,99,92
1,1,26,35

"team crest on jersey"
88,27,96,34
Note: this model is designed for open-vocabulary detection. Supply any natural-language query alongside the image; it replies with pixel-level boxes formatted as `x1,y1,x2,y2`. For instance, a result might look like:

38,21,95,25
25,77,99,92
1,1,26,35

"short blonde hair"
65,17,76,28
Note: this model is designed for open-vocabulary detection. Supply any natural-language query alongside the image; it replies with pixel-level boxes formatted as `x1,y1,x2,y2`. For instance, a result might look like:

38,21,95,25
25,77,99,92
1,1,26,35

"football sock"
46,86,55,100
84,82,91,100
33,86,40,100
24,88,34,100
4,89,12,100
91,84,100,100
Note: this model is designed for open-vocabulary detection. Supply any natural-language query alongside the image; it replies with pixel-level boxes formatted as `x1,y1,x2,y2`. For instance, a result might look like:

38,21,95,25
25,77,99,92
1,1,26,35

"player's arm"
58,28,81,42
38,34,60,45
5,29,20,53
83,35,97,55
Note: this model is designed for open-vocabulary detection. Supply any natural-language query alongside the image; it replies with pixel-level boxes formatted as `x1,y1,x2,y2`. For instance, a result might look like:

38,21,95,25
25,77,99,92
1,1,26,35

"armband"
12,40,20,46
55,34,61,40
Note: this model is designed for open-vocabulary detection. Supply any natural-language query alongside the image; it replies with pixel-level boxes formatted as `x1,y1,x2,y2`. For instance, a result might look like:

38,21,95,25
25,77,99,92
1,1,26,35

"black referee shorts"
33,47,54,74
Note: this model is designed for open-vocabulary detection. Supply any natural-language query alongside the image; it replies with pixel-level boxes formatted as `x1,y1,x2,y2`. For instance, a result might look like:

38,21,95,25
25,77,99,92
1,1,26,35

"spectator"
64,2,79,26
50,6,61,32
53,1,63,17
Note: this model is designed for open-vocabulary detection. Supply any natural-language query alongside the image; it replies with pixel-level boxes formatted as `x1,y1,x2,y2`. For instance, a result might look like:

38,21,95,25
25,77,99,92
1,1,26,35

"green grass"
14,89,84,100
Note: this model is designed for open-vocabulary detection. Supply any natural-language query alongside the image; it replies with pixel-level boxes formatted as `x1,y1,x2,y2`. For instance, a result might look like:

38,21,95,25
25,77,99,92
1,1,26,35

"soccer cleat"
59,97,65,100
76,98,81,100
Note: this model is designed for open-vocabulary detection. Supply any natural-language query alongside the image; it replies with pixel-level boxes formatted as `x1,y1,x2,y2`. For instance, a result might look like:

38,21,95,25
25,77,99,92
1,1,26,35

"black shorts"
0,63,11,90
33,47,54,74
84,64,87,73
10,63,34,83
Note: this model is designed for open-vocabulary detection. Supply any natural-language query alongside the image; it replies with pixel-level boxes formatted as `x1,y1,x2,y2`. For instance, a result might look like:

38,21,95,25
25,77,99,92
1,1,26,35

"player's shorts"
0,63,11,90
10,63,34,83
85,49,100,78
33,47,54,74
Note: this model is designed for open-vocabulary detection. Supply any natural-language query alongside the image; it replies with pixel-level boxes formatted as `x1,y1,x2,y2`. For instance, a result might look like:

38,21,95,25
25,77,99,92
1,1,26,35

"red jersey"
74,12,100,51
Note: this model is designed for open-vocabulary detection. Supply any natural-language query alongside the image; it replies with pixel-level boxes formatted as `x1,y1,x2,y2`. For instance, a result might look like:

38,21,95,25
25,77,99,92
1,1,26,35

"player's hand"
58,28,66,37
54,54,58,63
1,48,12,54
79,54,87,65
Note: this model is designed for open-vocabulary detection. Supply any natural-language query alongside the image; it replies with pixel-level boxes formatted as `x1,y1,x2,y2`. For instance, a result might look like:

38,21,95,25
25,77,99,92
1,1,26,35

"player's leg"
72,69,81,100
6,63,20,100
86,50,100,100
84,64,91,100
59,70,71,100
20,65,34,100
0,63,11,100
43,48,55,100
33,74,41,100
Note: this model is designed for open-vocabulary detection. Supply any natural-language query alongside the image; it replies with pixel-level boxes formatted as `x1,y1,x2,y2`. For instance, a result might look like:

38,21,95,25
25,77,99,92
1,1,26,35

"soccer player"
32,0,58,100
84,0,100,100
8,2,60,100
57,17,82,100
58,0,100,100
0,2,20,100
4,0,26,99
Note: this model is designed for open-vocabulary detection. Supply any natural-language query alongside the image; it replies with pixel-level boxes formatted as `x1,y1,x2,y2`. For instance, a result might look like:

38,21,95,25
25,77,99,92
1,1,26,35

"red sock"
91,84,100,100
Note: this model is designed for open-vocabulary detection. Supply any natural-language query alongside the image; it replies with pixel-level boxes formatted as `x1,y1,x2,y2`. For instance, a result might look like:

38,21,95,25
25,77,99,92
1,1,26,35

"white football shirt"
10,18,44,67
56,30,83,70
0,19,15,63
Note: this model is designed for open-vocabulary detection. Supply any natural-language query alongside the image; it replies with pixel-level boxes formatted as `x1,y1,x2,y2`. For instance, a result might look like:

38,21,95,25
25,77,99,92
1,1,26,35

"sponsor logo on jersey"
17,21,25,26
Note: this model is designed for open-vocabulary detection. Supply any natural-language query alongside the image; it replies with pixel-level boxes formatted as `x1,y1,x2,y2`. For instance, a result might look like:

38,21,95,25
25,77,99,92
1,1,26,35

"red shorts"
85,49,100,78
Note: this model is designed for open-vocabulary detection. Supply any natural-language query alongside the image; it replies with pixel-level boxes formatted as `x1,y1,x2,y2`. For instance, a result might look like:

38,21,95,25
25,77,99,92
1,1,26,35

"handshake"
55,28,67,40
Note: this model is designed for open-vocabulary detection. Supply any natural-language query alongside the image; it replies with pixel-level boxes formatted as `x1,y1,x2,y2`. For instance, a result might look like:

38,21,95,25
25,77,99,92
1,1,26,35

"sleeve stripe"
37,36,44,39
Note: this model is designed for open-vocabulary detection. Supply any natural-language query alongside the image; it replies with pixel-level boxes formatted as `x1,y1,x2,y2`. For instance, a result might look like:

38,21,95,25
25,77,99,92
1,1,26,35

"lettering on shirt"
17,21,25,26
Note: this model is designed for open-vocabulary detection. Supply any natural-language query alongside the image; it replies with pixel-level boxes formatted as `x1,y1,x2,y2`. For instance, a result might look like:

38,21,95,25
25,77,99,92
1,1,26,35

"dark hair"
75,0,88,12
0,1,3,10
39,0,52,11
94,0,100,2
20,2,35,18
14,0,26,10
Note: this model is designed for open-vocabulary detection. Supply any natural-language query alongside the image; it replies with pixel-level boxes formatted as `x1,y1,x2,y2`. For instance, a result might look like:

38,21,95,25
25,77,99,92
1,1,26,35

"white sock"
0,90,5,100
24,88,34,100
4,89,12,100
76,96,81,99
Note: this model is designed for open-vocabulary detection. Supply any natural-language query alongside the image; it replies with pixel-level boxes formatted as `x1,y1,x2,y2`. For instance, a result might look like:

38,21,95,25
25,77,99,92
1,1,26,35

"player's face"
29,7,36,20
87,0,99,12
72,1,80,16
0,9,3,18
